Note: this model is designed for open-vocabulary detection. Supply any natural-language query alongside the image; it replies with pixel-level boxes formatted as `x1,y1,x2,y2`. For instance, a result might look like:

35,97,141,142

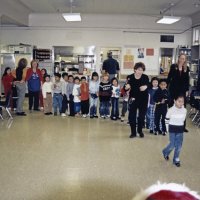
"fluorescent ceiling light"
62,13,81,22
156,16,181,24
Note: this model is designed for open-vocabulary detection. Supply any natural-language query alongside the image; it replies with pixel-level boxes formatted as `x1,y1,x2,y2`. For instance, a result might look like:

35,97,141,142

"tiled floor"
0,108,200,200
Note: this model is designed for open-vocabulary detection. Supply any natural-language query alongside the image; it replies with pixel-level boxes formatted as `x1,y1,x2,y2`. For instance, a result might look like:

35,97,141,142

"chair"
0,96,13,120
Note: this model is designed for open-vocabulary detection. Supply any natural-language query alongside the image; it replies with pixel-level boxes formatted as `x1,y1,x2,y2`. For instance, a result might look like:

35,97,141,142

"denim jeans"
90,96,98,116
53,93,63,113
111,97,119,118
99,101,110,116
74,102,81,114
121,100,128,117
163,132,183,163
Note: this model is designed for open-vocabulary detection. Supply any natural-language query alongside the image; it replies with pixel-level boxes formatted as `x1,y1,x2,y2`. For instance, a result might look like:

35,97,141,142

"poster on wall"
146,48,154,56
122,47,159,75
123,48,134,69
137,48,145,58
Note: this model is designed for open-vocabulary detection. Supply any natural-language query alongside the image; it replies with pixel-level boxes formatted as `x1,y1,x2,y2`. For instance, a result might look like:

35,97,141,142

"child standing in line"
111,78,121,120
154,79,169,136
120,78,130,122
162,95,187,167
99,73,112,119
146,77,159,133
2,67,14,108
72,76,81,116
42,75,53,115
52,73,63,116
89,72,99,118
66,75,74,116
39,68,47,110
61,73,68,117
80,76,89,118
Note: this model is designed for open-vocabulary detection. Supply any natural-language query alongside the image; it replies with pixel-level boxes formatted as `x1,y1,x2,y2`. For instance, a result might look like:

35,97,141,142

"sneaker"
61,113,67,117
162,132,166,136
94,115,98,118
49,112,53,115
100,115,104,119
154,132,158,135
184,128,189,133
82,114,87,118
40,107,44,110
149,130,154,134
121,117,124,122
90,115,94,119
106,115,110,118
174,162,181,167
163,154,169,161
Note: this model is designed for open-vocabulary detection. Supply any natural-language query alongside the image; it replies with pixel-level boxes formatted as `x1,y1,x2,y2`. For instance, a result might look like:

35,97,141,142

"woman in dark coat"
167,53,190,131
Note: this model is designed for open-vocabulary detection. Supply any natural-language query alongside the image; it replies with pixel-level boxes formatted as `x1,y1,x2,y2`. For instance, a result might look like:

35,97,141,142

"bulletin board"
122,47,159,75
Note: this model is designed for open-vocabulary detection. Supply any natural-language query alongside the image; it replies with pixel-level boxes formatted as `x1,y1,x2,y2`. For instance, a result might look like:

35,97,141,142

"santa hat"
132,182,200,200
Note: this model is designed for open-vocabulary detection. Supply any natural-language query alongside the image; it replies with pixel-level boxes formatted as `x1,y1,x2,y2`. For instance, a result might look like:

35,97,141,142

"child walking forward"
154,79,169,136
146,77,159,133
162,95,187,167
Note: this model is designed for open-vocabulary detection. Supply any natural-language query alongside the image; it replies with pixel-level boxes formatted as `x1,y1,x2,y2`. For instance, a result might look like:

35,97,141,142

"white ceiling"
18,0,200,16
0,0,200,26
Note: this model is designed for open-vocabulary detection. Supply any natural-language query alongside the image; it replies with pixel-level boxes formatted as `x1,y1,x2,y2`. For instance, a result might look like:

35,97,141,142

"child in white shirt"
111,78,121,120
72,76,81,116
42,75,53,115
162,95,187,167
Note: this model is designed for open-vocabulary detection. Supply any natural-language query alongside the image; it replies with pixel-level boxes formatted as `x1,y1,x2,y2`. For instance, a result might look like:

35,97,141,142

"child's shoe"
121,117,124,122
154,131,158,135
94,115,98,118
174,162,181,167
162,132,166,136
149,130,154,134
61,113,67,117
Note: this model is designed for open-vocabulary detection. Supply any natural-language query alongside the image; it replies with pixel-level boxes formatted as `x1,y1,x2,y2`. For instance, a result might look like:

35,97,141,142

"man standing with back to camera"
102,52,120,80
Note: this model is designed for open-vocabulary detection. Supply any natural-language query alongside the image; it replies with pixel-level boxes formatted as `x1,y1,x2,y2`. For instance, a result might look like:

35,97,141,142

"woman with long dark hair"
12,58,28,116
2,67,14,107
167,53,190,132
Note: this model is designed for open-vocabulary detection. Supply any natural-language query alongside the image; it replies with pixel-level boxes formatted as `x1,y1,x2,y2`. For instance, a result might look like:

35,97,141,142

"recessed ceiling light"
62,13,81,22
156,16,181,24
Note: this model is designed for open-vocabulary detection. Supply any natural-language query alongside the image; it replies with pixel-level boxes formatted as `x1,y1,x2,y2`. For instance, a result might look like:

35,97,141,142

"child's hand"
125,84,131,90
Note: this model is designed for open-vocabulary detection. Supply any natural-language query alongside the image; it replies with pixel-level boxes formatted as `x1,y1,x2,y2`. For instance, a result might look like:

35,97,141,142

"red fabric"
26,68,43,82
80,82,89,101
2,74,14,95
147,190,198,200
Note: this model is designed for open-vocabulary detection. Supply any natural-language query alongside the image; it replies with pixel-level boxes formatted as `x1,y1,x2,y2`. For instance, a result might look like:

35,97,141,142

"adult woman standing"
167,53,189,132
26,60,43,111
12,58,28,116
126,62,149,138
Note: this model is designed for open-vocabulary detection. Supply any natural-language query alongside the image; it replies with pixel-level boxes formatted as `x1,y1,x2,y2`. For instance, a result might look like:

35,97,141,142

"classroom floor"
0,105,200,200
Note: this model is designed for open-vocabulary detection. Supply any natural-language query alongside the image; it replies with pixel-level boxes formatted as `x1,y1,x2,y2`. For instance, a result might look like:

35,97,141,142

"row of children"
42,72,128,119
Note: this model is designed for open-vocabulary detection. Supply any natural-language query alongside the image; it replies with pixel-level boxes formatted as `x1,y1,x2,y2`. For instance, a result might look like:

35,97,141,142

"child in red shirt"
2,67,14,107
80,76,89,118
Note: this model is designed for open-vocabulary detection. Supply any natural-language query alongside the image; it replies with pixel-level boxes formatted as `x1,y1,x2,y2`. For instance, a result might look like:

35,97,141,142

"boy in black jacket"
154,79,169,136
99,73,112,119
